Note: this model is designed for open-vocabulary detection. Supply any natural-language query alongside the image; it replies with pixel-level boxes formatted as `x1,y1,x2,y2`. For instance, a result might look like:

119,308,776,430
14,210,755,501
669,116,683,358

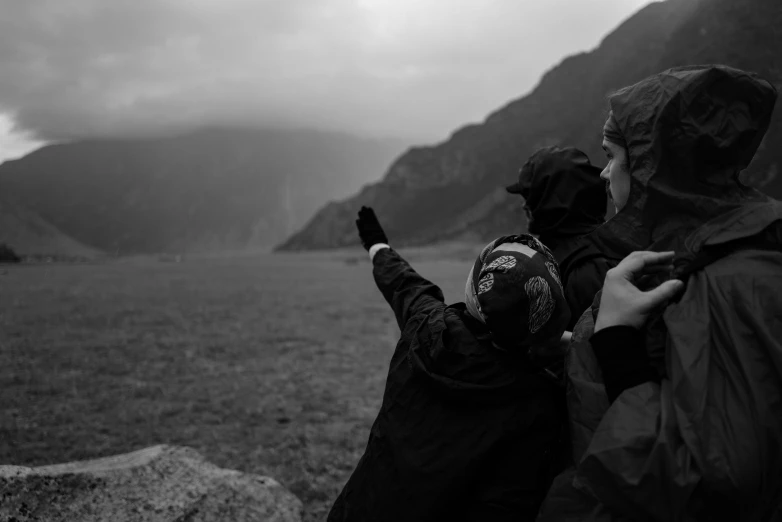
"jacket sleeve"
591,326,659,403
572,255,782,521
563,258,611,331
372,247,446,330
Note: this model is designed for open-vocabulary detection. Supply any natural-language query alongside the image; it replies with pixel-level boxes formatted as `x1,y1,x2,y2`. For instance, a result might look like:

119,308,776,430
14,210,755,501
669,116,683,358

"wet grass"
0,248,472,520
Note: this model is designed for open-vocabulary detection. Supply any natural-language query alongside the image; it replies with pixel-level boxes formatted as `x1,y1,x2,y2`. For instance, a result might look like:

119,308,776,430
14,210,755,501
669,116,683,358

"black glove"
356,206,389,251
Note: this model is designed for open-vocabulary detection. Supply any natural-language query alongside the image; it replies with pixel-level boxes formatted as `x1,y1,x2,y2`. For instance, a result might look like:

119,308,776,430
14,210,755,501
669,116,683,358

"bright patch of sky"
0,0,652,162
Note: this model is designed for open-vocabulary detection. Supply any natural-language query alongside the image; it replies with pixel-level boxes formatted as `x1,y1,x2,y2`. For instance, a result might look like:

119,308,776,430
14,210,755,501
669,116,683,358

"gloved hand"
356,206,389,251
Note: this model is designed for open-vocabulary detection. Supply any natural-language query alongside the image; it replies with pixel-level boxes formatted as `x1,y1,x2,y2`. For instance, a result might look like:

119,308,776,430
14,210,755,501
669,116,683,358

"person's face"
600,139,631,213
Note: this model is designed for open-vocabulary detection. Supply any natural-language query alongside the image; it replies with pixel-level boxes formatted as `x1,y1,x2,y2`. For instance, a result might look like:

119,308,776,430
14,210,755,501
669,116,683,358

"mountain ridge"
0,127,407,254
278,0,782,251
0,196,102,259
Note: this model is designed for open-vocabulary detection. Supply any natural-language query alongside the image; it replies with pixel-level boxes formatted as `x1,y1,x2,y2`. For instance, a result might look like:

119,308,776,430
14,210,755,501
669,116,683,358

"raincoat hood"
507,146,606,239
536,65,782,522
594,64,778,254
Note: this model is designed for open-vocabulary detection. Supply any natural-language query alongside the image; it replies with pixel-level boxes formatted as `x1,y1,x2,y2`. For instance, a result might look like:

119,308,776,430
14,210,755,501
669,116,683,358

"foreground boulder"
0,445,303,522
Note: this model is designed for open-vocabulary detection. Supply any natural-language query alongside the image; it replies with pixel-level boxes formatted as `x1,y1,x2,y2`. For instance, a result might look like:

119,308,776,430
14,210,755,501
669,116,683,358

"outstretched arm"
356,206,445,330
372,247,445,330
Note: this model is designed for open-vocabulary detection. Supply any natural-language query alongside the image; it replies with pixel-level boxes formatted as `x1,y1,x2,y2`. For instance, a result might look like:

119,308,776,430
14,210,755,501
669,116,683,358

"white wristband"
369,243,390,261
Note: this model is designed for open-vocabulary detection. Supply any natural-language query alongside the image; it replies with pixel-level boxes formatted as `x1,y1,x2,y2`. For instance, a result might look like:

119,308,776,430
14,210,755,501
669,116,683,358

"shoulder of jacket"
701,247,782,276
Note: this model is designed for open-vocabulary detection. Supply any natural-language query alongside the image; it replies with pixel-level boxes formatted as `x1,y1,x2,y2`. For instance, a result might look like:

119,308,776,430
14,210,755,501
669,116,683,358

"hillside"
0,197,101,259
278,0,782,251
0,128,406,254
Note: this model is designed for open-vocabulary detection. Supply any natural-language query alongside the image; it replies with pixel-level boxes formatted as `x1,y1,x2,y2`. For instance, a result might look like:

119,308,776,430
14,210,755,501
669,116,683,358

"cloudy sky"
0,0,651,161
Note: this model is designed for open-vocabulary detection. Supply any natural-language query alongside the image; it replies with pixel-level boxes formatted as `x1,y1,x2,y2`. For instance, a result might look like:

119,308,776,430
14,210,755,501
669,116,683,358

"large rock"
0,445,303,522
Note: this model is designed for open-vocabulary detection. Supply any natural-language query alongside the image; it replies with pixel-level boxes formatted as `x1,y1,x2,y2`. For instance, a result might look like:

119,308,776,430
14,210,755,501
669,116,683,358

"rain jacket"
556,234,619,331
510,146,618,329
328,248,563,522
537,65,782,521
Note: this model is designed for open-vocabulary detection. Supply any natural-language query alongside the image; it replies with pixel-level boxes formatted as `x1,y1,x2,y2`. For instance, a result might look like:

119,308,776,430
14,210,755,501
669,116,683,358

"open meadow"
0,245,477,521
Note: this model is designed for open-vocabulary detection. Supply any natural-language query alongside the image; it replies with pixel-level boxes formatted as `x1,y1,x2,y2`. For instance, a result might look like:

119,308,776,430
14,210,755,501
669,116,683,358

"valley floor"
0,245,475,521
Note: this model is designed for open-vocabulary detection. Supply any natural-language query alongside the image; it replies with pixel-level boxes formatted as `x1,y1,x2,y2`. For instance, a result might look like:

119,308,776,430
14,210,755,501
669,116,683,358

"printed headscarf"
464,234,570,354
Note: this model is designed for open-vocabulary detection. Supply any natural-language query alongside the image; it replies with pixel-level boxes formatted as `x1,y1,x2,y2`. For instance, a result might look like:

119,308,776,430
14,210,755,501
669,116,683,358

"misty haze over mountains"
0,128,405,254
0,0,780,256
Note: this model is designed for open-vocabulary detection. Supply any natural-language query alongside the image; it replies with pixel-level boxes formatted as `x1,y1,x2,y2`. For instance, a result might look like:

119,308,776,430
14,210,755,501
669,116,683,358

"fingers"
635,263,674,277
358,206,379,223
643,279,685,307
635,274,654,288
627,250,675,266
614,251,675,278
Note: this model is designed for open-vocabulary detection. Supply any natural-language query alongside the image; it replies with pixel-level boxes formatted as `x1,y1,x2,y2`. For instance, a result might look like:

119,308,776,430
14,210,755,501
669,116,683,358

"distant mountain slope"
0,128,406,254
0,197,101,258
278,0,781,251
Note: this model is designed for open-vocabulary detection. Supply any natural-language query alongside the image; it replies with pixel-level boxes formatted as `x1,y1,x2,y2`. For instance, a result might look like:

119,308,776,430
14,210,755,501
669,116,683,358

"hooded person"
327,207,571,522
537,65,782,521
506,146,621,329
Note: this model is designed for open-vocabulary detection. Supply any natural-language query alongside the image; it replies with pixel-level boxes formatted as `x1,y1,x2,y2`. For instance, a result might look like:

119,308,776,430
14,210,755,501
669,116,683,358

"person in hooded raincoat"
506,146,620,330
537,64,782,521
327,206,573,522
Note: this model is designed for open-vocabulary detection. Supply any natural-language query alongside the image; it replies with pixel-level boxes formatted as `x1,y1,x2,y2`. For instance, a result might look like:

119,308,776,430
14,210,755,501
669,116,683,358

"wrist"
369,243,390,261
594,313,641,333
591,326,645,368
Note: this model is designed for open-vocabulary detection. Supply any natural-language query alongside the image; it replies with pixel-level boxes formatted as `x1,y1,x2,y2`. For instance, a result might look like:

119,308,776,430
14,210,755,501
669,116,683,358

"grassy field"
0,246,475,521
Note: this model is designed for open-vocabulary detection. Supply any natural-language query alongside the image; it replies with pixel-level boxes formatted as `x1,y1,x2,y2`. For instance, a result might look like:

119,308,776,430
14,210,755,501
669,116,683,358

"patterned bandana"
464,234,570,354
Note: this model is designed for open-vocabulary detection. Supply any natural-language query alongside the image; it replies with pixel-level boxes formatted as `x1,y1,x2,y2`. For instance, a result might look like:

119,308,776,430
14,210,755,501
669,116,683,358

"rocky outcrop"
0,445,303,522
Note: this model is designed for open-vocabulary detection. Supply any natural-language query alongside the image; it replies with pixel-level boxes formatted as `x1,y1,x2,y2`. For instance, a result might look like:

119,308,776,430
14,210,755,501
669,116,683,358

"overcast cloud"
0,0,651,158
